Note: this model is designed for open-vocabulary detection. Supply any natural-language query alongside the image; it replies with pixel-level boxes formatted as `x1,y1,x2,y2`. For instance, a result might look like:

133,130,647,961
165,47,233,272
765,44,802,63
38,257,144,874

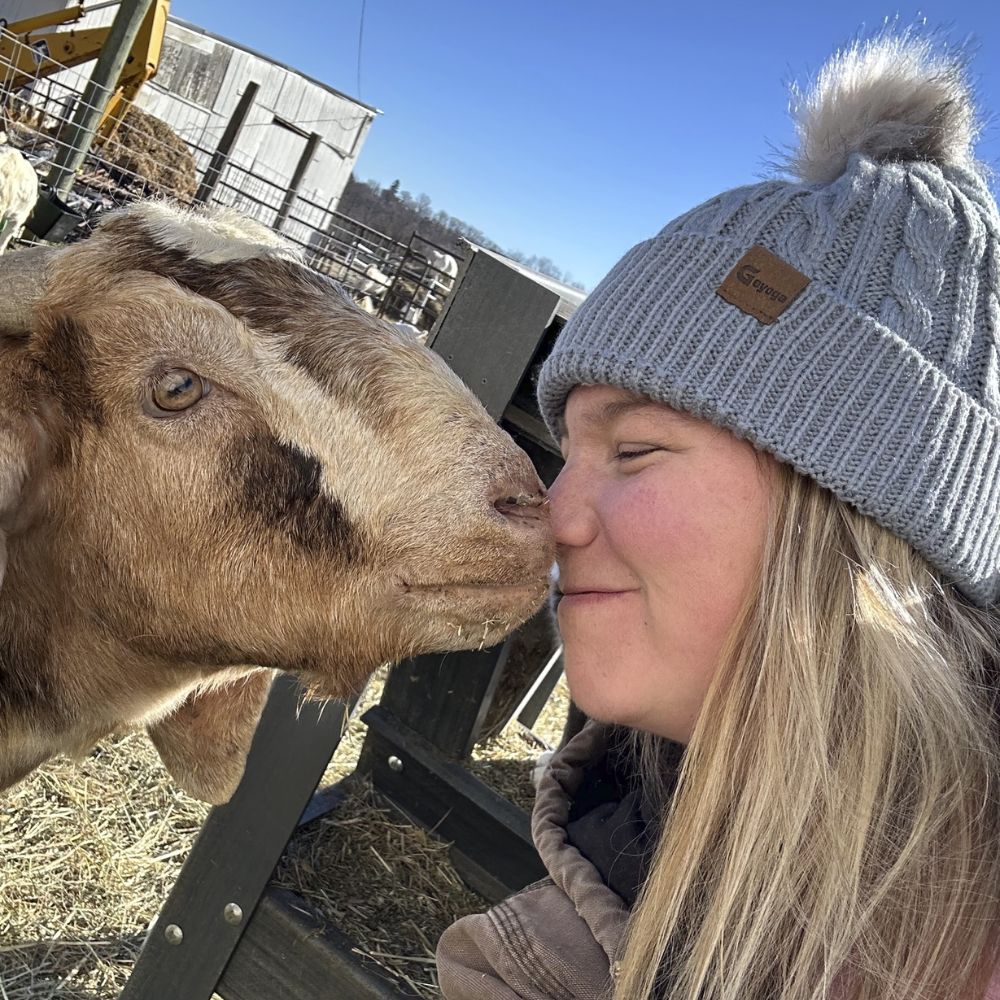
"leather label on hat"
716,245,811,324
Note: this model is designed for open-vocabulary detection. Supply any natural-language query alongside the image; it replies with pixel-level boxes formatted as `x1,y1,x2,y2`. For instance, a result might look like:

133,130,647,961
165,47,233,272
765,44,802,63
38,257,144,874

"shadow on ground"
0,929,145,999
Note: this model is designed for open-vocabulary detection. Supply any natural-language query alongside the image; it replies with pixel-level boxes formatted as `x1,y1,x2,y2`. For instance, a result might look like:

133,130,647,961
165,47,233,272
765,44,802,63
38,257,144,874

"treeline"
336,176,585,291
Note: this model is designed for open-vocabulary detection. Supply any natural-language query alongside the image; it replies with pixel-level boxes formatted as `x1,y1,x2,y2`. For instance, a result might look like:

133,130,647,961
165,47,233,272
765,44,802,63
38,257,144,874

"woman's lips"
558,590,633,608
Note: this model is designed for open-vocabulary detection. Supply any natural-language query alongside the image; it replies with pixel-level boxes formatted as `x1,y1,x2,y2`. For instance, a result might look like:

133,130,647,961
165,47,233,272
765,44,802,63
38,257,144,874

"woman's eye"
616,447,660,461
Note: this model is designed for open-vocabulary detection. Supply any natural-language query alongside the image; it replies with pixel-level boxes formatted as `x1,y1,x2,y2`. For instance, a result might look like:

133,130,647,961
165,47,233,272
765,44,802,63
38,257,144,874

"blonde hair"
615,462,1000,1000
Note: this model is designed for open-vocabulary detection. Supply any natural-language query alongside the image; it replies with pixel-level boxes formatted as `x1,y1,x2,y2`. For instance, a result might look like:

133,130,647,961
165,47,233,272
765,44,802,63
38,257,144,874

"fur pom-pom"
787,31,979,184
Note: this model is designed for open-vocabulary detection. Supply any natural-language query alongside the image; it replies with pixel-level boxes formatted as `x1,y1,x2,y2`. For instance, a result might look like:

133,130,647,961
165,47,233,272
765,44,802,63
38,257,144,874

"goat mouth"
387,576,549,653
400,579,544,595
394,576,549,613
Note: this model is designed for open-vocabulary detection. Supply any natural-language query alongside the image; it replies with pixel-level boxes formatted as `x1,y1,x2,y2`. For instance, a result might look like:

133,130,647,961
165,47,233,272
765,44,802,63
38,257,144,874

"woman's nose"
548,462,597,548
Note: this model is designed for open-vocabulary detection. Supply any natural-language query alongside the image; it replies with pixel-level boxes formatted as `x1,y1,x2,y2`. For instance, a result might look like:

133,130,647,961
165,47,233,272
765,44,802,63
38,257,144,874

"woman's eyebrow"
556,397,694,443
584,398,692,429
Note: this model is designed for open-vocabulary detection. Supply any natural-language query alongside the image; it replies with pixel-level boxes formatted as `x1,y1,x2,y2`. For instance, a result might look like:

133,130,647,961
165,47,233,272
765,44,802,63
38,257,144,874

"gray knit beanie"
536,32,1000,606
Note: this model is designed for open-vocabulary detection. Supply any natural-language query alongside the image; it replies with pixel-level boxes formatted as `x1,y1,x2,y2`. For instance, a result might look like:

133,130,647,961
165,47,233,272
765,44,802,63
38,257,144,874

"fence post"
47,0,156,200
193,81,259,207
274,131,321,232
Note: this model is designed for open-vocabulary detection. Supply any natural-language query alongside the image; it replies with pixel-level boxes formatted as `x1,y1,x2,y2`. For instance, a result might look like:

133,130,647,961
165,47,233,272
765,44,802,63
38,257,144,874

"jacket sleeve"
436,879,615,1000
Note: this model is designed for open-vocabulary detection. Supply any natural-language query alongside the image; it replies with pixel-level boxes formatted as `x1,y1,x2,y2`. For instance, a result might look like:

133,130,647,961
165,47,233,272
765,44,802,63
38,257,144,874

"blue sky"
171,1,1000,291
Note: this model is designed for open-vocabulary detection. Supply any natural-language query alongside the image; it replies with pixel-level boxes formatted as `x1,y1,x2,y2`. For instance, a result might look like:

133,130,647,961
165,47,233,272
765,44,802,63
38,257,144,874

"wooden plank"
274,131,321,231
359,707,545,901
375,644,511,759
217,888,415,1000
117,677,352,1000
155,30,232,108
446,846,518,905
431,251,560,420
517,651,564,731
296,775,350,827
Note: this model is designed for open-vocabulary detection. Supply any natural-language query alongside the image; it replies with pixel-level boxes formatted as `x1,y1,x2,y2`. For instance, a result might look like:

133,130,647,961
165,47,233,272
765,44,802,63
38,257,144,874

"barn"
2,1,380,224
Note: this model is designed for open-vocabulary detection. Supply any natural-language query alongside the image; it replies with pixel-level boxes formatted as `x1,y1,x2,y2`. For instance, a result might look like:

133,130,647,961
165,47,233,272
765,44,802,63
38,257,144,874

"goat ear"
147,670,274,804
0,246,53,337
0,418,43,589
0,248,53,588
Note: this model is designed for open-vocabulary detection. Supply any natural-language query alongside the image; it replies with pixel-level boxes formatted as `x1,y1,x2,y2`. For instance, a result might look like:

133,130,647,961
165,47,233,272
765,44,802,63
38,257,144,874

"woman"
437,31,1000,1000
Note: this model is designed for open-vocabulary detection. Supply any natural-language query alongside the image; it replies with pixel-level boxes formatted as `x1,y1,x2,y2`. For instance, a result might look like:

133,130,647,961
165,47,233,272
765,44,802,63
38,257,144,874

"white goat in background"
405,247,459,327
0,132,39,253
422,247,459,286
359,260,391,296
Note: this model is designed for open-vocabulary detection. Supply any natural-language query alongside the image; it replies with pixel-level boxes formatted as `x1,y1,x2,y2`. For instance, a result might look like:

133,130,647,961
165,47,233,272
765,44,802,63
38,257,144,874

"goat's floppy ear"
0,246,54,589
0,423,32,587
0,245,52,337
147,670,275,804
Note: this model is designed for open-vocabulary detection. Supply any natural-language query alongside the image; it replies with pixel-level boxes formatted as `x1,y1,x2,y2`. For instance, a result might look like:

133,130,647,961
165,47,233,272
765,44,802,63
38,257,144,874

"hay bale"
98,106,197,202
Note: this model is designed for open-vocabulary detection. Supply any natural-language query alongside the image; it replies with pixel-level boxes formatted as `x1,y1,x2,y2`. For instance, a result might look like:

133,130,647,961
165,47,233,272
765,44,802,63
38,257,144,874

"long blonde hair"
616,462,1000,1000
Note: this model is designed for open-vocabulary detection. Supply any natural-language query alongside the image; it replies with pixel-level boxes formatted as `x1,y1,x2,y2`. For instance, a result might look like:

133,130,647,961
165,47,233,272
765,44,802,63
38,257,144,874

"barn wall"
0,0,70,22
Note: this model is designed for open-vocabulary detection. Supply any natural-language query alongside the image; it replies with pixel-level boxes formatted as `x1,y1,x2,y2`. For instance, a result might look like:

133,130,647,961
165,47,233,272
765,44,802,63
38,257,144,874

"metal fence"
0,25,461,331
1,26,193,241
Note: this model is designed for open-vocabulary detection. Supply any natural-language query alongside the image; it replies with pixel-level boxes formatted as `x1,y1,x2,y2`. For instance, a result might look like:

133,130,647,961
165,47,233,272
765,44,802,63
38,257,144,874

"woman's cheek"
608,474,697,557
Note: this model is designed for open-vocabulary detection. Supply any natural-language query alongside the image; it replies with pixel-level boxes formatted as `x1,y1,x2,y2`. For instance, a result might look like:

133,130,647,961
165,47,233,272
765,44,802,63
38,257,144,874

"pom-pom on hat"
537,30,1000,605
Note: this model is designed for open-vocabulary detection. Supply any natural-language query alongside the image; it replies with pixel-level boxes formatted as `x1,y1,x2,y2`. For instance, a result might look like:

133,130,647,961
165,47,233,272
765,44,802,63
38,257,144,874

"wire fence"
1,27,202,237
0,25,461,331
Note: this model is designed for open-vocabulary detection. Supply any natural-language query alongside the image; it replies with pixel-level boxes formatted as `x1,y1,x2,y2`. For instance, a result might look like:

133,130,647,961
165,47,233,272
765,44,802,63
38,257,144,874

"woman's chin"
563,652,697,741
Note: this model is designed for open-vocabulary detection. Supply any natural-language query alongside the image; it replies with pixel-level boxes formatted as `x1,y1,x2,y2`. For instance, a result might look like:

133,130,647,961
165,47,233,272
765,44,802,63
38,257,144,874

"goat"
0,201,552,803
405,247,459,328
358,261,392,297
422,247,459,284
0,132,38,254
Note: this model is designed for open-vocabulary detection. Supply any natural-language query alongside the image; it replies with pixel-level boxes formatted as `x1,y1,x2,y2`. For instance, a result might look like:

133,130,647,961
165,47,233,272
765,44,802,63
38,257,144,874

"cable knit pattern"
538,148,1000,604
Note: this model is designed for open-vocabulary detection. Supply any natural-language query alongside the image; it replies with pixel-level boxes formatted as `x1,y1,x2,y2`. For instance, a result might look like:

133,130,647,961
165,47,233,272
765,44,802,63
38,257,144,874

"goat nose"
492,476,549,523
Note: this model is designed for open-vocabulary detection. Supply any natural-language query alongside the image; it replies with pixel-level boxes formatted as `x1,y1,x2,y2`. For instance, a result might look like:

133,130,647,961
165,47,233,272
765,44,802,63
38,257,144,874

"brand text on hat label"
717,246,811,324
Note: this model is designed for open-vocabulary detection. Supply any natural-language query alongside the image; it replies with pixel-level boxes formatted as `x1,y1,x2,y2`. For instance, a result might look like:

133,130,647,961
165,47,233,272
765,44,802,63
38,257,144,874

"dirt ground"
0,666,570,999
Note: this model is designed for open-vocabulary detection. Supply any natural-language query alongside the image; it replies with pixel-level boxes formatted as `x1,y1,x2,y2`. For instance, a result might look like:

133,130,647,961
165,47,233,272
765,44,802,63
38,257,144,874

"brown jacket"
437,726,1000,1000
437,724,628,999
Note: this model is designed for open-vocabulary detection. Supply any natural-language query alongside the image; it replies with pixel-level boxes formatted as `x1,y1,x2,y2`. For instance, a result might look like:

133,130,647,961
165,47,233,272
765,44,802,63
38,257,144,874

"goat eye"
148,369,208,415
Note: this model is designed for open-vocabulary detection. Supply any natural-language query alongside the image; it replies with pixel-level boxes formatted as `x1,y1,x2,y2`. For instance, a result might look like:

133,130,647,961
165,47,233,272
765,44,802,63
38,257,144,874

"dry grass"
274,776,486,998
0,666,570,998
0,734,211,999
1,98,197,204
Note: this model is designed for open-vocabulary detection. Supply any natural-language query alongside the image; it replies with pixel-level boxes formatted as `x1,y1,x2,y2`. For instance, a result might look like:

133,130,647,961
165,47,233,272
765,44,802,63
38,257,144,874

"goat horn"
0,246,54,335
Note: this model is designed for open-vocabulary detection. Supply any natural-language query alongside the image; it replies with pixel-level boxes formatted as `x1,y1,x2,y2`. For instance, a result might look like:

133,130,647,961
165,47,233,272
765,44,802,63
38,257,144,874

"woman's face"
551,385,774,743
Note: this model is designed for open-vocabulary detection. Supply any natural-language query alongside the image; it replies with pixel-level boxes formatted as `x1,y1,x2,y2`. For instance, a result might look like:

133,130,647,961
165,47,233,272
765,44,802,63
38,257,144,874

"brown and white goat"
0,202,552,802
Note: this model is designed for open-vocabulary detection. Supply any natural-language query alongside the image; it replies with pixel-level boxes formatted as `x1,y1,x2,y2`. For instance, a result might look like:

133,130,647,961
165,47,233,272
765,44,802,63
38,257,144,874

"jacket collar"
531,722,631,963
